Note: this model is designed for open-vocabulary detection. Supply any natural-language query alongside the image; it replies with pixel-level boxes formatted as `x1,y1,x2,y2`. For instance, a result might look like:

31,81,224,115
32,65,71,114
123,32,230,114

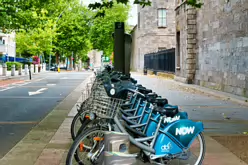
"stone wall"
131,0,176,72
130,26,139,71
195,0,248,97
175,2,197,84
175,0,248,97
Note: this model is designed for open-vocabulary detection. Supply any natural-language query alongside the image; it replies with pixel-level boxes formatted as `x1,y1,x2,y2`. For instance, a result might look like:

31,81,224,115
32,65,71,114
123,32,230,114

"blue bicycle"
66,68,205,165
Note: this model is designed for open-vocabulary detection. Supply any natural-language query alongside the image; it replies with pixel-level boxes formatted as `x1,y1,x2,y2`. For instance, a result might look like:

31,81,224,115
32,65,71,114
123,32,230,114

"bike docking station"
112,22,132,76
103,131,137,165
102,22,137,165
66,21,206,165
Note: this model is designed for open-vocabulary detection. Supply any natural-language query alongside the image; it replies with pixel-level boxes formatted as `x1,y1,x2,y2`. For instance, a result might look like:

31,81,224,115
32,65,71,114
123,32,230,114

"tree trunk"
73,53,77,70
55,52,59,65
69,56,72,70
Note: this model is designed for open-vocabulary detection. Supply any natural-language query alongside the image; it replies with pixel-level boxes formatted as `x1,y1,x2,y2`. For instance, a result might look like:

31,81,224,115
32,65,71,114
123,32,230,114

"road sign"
102,56,110,62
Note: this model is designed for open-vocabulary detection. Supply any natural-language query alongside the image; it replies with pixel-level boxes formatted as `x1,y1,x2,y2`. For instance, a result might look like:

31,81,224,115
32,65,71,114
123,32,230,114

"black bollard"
113,22,125,73
28,65,32,80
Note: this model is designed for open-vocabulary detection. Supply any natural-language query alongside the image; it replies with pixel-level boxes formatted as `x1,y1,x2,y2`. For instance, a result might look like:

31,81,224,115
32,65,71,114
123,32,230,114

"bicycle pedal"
138,152,149,163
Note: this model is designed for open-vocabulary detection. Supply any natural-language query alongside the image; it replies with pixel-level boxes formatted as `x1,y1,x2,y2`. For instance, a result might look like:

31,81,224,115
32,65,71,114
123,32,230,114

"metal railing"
144,48,175,73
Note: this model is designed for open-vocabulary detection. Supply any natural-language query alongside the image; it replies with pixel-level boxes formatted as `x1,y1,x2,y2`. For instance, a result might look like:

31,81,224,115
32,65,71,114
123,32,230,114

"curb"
0,73,94,165
170,80,248,107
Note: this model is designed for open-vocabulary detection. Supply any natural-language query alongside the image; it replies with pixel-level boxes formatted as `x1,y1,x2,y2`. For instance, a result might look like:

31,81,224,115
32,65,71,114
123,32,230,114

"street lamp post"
49,5,70,71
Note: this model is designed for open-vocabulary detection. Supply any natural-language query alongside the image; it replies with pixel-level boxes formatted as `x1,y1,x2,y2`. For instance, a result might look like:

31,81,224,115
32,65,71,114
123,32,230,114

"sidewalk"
0,70,50,81
0,73,247,165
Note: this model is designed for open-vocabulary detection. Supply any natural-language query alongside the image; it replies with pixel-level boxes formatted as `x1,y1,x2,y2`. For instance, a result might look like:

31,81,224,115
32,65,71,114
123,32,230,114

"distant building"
131,0,176,72
87,50,102,69
0,32,16,58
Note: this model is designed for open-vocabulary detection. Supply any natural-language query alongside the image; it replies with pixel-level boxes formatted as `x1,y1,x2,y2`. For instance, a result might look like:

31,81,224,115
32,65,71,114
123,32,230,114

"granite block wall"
176,0,248,97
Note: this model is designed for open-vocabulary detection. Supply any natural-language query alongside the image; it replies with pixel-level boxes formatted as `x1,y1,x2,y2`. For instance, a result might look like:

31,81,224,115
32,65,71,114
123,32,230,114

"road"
0,71,92,158
132,73,248,135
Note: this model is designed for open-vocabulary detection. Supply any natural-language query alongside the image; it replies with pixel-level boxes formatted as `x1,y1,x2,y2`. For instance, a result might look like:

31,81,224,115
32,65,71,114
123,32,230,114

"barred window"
158,9,167,27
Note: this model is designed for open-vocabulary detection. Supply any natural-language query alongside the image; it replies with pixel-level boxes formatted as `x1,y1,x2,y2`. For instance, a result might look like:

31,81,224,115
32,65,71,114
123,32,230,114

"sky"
81,0,137,26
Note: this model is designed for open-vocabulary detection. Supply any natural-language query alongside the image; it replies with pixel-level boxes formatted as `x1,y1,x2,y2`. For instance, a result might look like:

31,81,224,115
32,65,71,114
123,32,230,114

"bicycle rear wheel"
66,126,109,165
70,111,88,140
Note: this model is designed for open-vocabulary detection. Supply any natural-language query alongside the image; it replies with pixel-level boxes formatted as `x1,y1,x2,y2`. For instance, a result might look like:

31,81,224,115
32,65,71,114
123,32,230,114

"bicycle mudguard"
154,119,204,155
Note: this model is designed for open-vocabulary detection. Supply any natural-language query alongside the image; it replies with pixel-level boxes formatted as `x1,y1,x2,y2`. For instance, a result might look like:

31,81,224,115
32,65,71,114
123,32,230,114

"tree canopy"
89,2,130,56
88,0,203,17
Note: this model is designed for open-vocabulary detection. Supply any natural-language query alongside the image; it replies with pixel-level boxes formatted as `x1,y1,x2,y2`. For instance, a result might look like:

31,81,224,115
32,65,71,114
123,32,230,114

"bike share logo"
110,88,115,95
175,126,195,136
161,142,172,152
163,116,180,123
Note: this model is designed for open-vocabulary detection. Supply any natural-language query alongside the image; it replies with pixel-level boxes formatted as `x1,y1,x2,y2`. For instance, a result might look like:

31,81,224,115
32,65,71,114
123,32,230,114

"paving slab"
34,149,66,165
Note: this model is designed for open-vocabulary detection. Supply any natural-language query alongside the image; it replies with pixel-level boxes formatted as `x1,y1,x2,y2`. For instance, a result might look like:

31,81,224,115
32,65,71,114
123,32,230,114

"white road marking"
46,84,56,86
0,78,45,92
28,88,48,96
17,82,32,86
0,86,14,92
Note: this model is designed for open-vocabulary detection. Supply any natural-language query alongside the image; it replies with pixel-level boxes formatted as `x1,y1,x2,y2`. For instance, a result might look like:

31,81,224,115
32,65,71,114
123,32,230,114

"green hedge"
6,62,22,71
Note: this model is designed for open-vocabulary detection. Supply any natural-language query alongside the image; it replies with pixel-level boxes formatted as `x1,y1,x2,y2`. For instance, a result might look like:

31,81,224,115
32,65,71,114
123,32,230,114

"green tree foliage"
88,0,203,17
55,3,93,62
0,0,76,31
89,2,130,56
15,10,55,57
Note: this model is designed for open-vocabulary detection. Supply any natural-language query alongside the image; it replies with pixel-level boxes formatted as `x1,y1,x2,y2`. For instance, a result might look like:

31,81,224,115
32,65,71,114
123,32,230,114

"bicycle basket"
91,96,124,119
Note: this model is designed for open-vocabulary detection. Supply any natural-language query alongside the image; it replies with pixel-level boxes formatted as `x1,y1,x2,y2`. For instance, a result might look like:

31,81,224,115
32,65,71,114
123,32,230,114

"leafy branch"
88,0,203,17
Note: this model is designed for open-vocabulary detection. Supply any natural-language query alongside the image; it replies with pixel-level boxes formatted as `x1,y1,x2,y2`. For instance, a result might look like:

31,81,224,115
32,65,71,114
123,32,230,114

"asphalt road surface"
0,71,92,158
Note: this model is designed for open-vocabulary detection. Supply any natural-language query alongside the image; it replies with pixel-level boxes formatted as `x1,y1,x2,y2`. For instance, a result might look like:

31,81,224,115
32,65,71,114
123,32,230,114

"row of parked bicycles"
66,65,206,165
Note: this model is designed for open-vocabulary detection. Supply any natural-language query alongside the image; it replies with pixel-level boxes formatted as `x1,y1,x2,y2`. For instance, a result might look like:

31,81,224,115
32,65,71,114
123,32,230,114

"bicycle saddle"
130,77,137,84
120,75,130,80
146,93,158,99
153,104,178,118
110,74,121,83
149,98,168,106
163,104,179,117
138,87,152,94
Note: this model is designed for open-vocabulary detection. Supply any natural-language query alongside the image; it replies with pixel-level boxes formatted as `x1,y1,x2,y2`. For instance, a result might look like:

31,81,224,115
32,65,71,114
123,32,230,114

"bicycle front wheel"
167,132,205,165
66,126,109,165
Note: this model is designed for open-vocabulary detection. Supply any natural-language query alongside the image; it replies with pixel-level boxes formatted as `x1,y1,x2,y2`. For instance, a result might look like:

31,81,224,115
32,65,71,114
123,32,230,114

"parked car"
46,64,58,71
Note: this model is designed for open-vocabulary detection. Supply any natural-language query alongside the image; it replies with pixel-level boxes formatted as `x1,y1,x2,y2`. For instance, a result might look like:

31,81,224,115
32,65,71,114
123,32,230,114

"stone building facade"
175,0,248,97
131,0,176,72
88,50,102,69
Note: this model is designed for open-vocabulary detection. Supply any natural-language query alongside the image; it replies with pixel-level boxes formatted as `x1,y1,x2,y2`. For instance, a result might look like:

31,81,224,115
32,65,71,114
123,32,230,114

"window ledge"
176,66,181,70
158,26,167,29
